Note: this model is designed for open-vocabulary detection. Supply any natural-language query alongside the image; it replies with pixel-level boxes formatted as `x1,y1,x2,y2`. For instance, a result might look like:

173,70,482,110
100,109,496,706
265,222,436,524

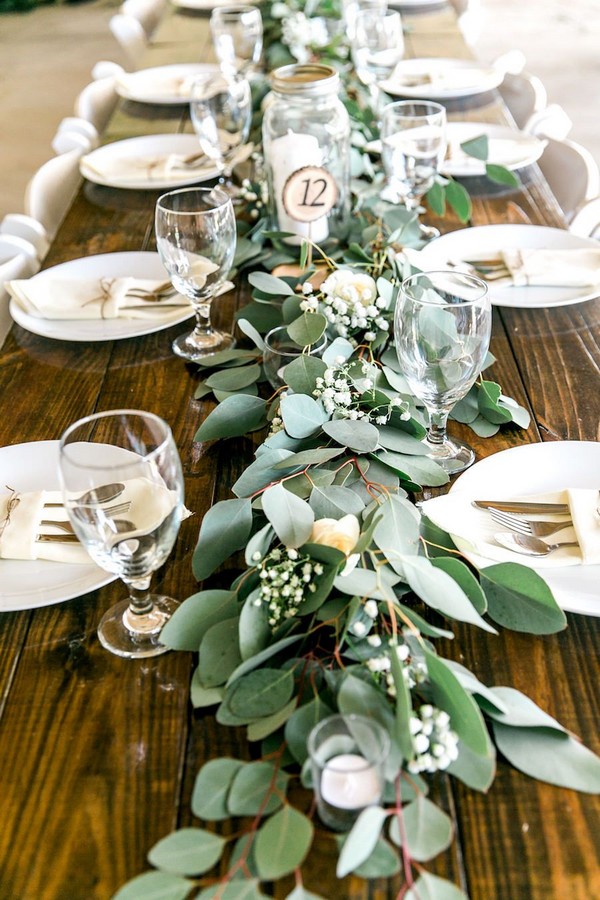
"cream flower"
320,269,377,308
309,514,360,556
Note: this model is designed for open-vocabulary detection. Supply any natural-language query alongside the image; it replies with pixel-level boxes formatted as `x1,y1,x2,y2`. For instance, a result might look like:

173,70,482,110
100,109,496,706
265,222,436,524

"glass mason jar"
262,63,351,246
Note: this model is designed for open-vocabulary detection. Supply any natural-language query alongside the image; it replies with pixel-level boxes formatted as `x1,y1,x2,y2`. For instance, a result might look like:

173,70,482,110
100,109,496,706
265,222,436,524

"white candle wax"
269,129,329,245
320,753,381,810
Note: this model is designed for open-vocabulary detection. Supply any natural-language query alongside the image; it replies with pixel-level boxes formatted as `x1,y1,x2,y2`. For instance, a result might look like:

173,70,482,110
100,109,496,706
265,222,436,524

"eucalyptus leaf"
262,482,315,547
377,425,427,455
192,758,245,820
389,639,414,762
227,634,303,685
322,337,355,366
338,674,395,733
245,522,275,566
247,698,298,742
248,271,295,296
445,179,472,223
191,670,223,709
373,494,420,571
205,364,262,392
287,312,328,346
334,566,400,602
198,617,243,688
480,563,567,634
406,871,468,900
390,796,453,862
486,163,520,187
255,805,314,879
323,418,380,452
309,484,366,518
336,806,388,877
375,449,449,488
446,737,496,791
112,871,194,900
148,828,225,877
425,650,493,758
195,396,268,441
237,318,267,351
484,686,567,731
274,446,344,469
477,380,513,425
160,589,239,651
460,134,489,160
352,836,402,879
232,449,297,498
228,761,289,816
197,879,268,900
492,723,600,792
239,591,271,660
285,887,326,900
283,354,328,394
193,499,253,581
402,556,497,633
280,393,329,439
226,667,295,718
285,696,333,764
213,385,259,403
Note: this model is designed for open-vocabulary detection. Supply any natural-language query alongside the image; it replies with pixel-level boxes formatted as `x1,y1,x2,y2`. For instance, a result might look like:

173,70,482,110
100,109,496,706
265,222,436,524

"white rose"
309,514,360,555
320,269,377,311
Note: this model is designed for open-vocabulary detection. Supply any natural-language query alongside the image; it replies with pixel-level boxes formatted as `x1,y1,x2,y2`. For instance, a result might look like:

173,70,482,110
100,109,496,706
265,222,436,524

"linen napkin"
446,134,544,172
6,276,191,320
386,66,493,93
420,488,600,569
499,248,600,288
0,478,181,565
80,150,212,185
118,71,199,102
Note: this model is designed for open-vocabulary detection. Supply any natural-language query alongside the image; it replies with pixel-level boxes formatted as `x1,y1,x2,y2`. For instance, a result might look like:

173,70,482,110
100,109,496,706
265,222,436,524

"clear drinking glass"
210,5,263,78
394,270,492,474
263,325,328,389
155,186,236,361
342,0,387,40
190,73,251,188
351,9,405,113
380,99,447,240
307,714,390,832
58,410,184,659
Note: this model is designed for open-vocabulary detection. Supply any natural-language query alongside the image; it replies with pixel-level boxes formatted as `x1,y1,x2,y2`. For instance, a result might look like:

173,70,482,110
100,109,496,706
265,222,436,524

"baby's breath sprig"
313,357,410,423
254,547,322,628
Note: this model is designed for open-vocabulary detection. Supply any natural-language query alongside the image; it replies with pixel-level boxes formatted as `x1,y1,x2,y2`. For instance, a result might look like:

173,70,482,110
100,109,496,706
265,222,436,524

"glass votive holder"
307,713,390,832
263,325,327,389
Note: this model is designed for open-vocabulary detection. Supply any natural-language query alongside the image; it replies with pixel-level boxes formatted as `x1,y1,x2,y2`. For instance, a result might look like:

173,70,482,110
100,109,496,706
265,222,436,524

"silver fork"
488,507,572,537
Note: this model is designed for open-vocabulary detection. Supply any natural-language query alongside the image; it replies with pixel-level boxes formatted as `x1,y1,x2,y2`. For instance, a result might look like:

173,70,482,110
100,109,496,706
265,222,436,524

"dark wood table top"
0,6,598,899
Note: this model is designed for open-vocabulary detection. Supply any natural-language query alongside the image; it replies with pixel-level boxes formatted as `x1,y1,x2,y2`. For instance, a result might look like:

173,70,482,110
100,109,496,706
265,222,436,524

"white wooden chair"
0,236,41,348
74,77,119,134
448,0,483,46
0,214,50,261
499,71,547,130
120,0,166,38
569,197,600,240
24,150,83,241
524,104,573,141
51,119,99,156
537,137,600,224
109,13,148,69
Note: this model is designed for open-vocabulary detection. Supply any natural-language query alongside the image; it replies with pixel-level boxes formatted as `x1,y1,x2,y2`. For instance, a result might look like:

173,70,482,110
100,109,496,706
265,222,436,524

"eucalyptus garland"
115,5,600,899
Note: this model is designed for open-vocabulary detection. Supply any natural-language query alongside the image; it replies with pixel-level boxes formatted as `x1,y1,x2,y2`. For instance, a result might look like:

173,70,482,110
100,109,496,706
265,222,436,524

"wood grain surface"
0,5,598,899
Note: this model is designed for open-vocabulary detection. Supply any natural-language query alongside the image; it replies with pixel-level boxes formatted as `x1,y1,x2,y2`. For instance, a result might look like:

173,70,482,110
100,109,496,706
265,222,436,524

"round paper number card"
282,165,339,223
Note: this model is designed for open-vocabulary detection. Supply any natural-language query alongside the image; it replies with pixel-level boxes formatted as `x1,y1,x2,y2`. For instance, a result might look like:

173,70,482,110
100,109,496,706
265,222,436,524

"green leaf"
245,523,275,566
112,871,194,900
485,686,566,730
406,872,468,900
239,591,271,661
226,668,295,718
283,354,328,394
373,495,420,571
247,698,298,742
445,179,472,223
191,671,223,709
197,879,268,900
390,796,453,862
377,425,428,455
446,737,496,791
285,888,326,900
160,590,239,651
425,650,493,758
492,723,600,792
426,181,445,216
205,364,262,391
262,482,315,547
228,761,289,816
148,828,226,877
336,806,388,877
195,396,268,441
375,450,449,488
248,271,295,295
285,697,333,765
280,393,328,439
403,556,496,633
198,618,243,688
322,418,380,452
477,381,513,425
192,758,244,820
275,446,344,469
486,163,520,187
192,498,253,581
255,805,314,879
334,566,400,602
460,134,489,160
233,449,297,498
237,318,267,351
389,639,414,762
480,563,567,634
337,674,395,733
431,557,487,614
309,484,365,519
287,311,328,346
227,634,303,685
352,837,402,879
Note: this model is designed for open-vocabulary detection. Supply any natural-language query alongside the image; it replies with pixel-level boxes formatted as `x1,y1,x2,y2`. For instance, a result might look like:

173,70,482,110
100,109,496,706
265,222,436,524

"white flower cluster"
239,177,269,221
254,547,322,627
300,268,390,342
407,705,460,774
365,638,428,695
280,11,330,63
313,358,410,423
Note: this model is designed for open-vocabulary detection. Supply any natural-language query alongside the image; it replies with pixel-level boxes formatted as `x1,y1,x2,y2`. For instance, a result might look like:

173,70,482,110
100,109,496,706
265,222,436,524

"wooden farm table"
0,5,598,899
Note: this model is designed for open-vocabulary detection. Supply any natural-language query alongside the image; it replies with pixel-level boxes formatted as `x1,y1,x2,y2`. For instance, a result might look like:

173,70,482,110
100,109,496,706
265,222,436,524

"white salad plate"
80,134,219,190
381,58,504,100
448,441,600,617
417,225,600,309
0,441,115,612
442,122,546,177
9,251,193,342
116,63,219,105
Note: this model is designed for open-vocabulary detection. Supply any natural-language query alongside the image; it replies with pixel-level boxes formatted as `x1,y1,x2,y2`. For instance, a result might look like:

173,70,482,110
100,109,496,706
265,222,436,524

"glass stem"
427,408,449,445
125,576,153,616
193,299,214,340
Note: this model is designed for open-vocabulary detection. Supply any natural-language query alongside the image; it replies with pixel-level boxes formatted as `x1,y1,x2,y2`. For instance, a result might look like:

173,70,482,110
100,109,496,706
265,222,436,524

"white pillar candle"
320,753,381,809
269,129,329,245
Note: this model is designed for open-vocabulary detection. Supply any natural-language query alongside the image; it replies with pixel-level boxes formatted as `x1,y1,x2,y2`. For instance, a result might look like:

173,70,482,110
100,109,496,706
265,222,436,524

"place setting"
441,121,547,178
380,56,504,100
115,62,220,105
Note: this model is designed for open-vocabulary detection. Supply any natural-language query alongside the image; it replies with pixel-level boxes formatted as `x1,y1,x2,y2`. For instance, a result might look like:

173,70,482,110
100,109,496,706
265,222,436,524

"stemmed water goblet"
380,99,447,240
210,5,263,79
155,186,237,361
58,409,185,659
394,270,492,474
342,0,387,41
189,72,251,191
351,9,405,114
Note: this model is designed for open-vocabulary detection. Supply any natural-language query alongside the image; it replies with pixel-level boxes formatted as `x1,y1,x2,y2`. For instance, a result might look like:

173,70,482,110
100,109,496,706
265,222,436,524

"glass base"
172,329,234,362
97,595,179,659
424,435,476,475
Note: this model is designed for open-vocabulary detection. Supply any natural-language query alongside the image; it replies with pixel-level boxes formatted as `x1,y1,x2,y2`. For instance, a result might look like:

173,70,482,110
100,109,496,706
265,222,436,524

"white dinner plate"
171,0,251,9
116,64,219,105
417,225,600,308
80,134,219,189
381,58,503,99
9,251,193,342
448,441,600,617
442,123,546,177
0,441,115,612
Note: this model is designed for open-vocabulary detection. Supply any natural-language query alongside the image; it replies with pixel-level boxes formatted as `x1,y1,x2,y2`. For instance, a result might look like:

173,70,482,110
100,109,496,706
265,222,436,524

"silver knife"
473,500,569,514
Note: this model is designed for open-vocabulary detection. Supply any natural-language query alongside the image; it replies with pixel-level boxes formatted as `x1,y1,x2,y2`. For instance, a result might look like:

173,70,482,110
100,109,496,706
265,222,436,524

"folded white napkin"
500,248,600,287
389,66,492,92
421,488,600,569
118,72,199,101
80,150,212,184
0,478,181,565
447,135,544,171
6,276,191,320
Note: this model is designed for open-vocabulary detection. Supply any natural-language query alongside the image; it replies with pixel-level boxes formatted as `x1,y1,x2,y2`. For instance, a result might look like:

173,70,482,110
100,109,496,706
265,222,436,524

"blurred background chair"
524,103,573,141
0,235,41,347
536,137,600,223
120,0,166,38
448,0,483,46
499,71,548,130
0,214,50,261
109,13,147,69
51,118,99,156
74,77,119,135
24,150,83,241
569,197,600,240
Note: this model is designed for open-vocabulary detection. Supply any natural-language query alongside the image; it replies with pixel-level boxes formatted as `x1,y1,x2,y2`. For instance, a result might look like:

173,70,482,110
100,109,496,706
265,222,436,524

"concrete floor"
0,0,599,221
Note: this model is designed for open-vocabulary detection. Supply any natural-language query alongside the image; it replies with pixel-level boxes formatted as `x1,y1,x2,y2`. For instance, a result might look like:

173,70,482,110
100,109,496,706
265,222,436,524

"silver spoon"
44,482,125,509
494,532,579,557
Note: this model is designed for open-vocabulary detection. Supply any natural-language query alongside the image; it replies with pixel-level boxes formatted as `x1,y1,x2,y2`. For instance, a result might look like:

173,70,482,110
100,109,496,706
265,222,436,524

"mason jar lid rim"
270,63,340,95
